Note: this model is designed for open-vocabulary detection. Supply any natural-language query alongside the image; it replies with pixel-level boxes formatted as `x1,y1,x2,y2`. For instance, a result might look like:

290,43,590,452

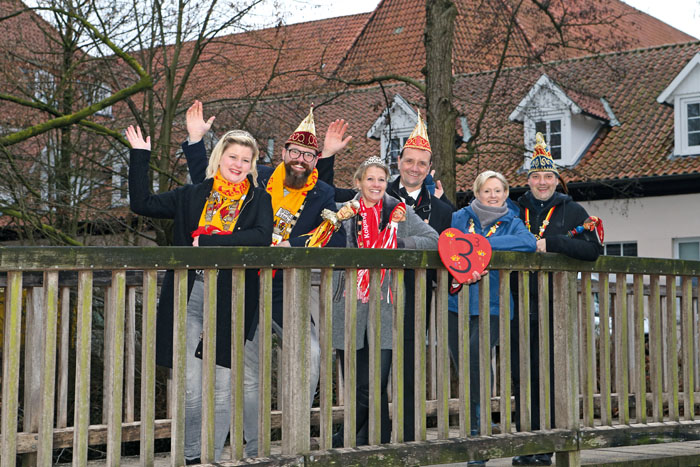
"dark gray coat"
332,193,438,350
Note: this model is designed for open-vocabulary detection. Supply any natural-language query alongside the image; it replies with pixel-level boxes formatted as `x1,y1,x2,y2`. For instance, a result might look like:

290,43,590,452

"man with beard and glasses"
182,101,345,458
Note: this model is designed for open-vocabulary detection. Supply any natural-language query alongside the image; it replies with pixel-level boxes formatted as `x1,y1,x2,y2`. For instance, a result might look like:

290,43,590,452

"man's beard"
284,161,312,189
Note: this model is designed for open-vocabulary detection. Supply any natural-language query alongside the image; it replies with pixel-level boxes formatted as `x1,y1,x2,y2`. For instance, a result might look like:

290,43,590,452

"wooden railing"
0,247,698,466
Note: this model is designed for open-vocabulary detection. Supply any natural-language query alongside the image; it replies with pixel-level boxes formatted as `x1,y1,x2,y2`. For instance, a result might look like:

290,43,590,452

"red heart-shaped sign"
438,228,492,284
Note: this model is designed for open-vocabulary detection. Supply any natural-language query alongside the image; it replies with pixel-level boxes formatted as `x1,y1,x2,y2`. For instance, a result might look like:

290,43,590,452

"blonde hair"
353,156,390,183
473,170,509,194
206,130,259,185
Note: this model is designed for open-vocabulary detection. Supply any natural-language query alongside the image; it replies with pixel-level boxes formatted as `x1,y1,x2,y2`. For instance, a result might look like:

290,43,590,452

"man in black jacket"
317,114,453,442
511,133,602,467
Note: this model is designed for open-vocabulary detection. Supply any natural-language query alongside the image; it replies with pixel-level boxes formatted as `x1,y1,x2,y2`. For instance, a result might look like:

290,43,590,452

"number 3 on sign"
437,228,492,284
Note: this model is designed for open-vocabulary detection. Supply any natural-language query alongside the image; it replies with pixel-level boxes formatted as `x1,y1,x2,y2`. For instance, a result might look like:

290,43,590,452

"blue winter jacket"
447,199,536,316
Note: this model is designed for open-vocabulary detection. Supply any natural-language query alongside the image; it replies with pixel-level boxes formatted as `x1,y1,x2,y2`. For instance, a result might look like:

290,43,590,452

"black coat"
182,140,346,327
129,148,273,368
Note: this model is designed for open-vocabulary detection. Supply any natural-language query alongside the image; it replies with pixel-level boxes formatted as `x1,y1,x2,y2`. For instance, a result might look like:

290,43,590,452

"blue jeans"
185,279,231,461
243,321,320,457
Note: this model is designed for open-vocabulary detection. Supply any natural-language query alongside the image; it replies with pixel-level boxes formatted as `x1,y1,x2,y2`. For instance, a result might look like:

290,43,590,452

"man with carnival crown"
510,133,602,467
182,101,345,458
317,111,452,443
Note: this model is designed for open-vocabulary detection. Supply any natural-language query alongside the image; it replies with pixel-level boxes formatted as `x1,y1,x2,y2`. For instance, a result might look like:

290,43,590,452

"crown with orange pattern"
528,132,559,175
402,109,431,154
286,105,318,151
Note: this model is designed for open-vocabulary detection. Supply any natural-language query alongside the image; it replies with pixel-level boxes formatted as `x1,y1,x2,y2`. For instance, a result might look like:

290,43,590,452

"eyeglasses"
287,148,317,163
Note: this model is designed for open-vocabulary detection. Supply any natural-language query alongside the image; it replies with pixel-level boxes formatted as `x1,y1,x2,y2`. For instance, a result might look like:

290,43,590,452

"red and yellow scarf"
192,171,249,238
266,163,318,244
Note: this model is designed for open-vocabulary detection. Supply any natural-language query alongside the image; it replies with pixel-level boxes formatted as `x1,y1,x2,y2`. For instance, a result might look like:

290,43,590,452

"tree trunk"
424,0,458,204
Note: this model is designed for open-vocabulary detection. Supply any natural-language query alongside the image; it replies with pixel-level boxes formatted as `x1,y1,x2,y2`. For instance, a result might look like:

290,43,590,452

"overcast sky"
258,0,700,39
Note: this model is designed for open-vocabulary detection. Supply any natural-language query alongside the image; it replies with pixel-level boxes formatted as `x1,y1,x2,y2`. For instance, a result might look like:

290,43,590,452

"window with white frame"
604,241,638,257
535,119,562,159
686,100,700,149
674,237,700,261
387,135,408,169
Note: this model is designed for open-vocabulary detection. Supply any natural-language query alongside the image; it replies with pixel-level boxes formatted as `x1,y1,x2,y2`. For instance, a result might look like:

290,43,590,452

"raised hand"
430,170,444,199
125,125,151,151
321,119,352,158
186,100,215,143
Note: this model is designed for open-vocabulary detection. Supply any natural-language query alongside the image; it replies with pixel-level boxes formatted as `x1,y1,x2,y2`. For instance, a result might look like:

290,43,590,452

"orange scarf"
266,163,318,244
192,171,249,238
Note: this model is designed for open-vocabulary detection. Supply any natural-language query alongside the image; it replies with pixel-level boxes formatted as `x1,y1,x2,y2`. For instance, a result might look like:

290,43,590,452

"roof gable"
657,53,700,104
367,94,417,138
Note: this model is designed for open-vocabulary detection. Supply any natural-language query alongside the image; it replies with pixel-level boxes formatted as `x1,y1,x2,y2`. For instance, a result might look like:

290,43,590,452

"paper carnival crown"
528,132,559,175
402,109,431,154
286,106,318,151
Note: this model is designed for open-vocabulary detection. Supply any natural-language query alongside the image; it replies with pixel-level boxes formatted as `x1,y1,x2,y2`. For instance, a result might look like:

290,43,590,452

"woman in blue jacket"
447,170,535,462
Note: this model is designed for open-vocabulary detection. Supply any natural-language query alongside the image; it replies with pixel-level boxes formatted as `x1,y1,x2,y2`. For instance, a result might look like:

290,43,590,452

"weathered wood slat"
258,268,273,457
103,285,112,426
598,274,612,426
435,269,450,439
391,269,405,443
140,270,157,466
200,269,218,463
634,274,647,423
24,285,44,467
413,268,427,441
458,284,469,438
478,273,491,436
681,276,695,421
648,275,663,422
318,268,334,450
72,271,93,467
37,272,59,465
57,286,71,429
428,293,437,401
615,273,630,424
581,272,594,427
538,272,551,430
125,286,137,423
665,275,679,422
170,269,188,467
518,271,531,432
281,268,311,454
343,268,358,447
230,269,246,460
499,270,512,435
1,271,23,467
106,270,126,466
367,268,382,445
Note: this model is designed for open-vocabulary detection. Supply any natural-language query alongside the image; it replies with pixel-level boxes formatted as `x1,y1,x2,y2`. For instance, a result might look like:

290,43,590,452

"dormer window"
657,53,700,156
510,74,618,169
367,94,420,174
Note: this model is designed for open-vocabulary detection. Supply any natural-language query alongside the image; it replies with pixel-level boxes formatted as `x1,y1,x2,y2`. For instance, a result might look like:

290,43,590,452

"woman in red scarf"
127,125,272,463
330,156,438,447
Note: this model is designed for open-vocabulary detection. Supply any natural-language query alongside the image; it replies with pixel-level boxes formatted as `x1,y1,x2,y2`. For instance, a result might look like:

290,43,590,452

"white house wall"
570,114,602,164
579,192,700,259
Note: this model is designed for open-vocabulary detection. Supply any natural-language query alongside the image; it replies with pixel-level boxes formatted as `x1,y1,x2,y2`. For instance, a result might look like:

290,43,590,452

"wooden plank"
140,270,157,466
57,286,71,429
258,268,273,457
499,270,512,435
1,271,23,467
281,268,311,455
201,269,218,463
435,269,450,439
478,273,491,436
103,285,112,426
681,276,695,421
125,286,137,423
552,271,581,466
665,275,679,422
318,268,334,450
106,270,126,466
648,275,663,422
538,272,551,430
518,271,531,432
37,272,59,465
24,286,44,438
428,292,437,401
343,268,358,447
598,274,612,426
413,268,427,442
72,271,93,467
634,274,647,423
458,283,470,438
230,269,246,460
367,268,382,445
615,273,630,424
170,269,188,467
391,269,405,443
581,272,594,427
